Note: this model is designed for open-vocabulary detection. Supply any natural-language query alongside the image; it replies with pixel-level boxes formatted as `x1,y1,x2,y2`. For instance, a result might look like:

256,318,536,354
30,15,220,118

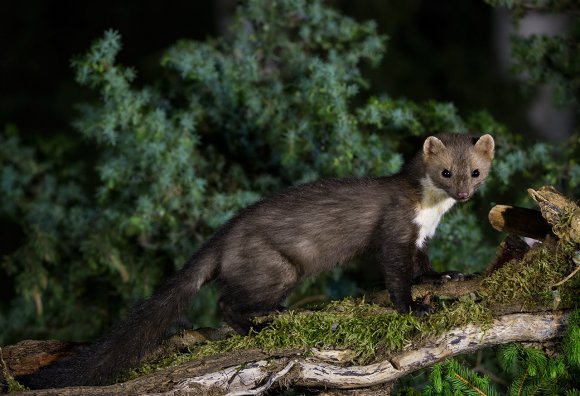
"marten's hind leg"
217,243,299,335
219,301,286,334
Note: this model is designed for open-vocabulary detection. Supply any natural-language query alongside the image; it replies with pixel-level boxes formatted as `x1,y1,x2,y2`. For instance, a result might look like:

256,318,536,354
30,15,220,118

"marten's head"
422,134,494,202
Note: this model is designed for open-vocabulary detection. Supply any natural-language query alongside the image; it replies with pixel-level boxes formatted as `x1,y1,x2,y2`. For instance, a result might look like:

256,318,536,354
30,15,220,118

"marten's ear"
474,134,495,160
423,136,446,157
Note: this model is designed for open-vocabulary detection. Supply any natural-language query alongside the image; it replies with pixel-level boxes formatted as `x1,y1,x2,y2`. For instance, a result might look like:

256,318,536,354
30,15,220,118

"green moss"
132,298,424,378
8,380,26,393
1,354,26,393
3,377,26,393
251,300,423,362
425,298,494,333
481,241,577,309
130,238,578,380
130,297,496,379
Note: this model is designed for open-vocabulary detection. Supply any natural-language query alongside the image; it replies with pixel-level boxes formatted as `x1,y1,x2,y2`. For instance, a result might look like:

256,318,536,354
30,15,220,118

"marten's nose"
457,191,469,200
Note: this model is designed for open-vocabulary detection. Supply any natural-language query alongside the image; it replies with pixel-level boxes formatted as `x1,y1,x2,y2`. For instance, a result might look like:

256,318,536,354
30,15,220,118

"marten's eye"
441,169,452,178
471,169,480,178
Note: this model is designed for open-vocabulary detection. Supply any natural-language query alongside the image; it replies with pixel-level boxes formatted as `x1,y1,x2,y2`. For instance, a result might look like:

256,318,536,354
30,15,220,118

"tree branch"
12,311,569,395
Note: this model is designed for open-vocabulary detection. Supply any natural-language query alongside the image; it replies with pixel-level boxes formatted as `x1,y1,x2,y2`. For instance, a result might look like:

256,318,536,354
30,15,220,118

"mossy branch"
4,186,579,394
7,312,570,395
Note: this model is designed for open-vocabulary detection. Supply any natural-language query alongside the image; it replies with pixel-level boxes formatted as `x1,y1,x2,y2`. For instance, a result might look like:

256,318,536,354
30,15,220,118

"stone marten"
22,133,494,388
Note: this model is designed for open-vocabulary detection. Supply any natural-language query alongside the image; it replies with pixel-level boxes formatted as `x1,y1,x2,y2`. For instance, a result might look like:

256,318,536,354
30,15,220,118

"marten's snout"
456,191,470,201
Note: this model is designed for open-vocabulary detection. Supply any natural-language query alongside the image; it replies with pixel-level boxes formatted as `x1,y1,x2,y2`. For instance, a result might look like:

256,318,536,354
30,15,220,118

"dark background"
0,0,531,145
1,2,216,141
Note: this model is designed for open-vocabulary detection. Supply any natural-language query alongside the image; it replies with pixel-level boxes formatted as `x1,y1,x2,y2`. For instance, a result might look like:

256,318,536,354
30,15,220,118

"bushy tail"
20,248,216,389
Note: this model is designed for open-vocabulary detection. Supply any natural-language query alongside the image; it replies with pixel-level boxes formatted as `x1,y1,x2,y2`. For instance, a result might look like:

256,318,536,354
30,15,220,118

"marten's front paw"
416,271,465,284
411,302,433,316
439,271,465,282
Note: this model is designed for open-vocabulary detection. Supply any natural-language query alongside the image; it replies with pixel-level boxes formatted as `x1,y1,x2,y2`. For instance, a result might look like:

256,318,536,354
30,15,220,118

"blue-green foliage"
161,0,390,181
0,0,578,344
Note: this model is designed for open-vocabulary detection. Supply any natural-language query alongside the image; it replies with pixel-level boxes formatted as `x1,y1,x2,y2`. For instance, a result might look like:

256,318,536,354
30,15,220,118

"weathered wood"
1,340,81,377
296,312,567,390
528,186,580,244
11,311,569,395
318,387,393,396
488,205,552,240
390,312,567,370
12,349,279,396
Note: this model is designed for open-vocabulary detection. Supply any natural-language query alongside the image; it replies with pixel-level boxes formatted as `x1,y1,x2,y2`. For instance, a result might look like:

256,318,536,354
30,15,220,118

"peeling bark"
9,311,569,395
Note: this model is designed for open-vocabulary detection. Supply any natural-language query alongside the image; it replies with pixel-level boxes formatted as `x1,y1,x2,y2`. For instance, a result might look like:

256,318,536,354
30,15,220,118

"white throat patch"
413,176,456,248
